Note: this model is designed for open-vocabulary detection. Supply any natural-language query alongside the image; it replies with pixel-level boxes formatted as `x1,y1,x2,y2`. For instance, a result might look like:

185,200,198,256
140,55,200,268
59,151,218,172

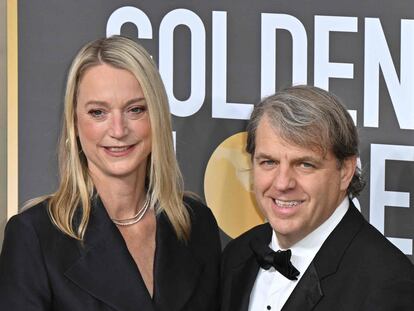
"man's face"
252,116,356,248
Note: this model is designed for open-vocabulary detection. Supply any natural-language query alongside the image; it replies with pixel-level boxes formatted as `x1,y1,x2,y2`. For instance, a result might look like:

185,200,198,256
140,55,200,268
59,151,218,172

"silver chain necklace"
111,195,150,226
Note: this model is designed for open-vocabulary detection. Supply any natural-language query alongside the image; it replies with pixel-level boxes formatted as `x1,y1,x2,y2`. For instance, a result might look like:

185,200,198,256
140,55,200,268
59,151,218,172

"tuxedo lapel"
153,212,202,311
64,197,154,311
282,263,322,311
228,256,260,311
283,203,365,311
312,203,364,278
227,224,273,311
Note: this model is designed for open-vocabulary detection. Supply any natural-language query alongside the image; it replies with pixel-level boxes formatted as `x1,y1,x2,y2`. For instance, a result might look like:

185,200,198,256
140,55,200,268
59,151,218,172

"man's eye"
88,109,105,118
261,160,275,166
301,162,315,168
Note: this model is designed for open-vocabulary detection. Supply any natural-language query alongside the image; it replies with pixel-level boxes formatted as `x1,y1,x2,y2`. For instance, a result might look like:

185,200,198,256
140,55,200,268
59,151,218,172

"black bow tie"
250,239,300,281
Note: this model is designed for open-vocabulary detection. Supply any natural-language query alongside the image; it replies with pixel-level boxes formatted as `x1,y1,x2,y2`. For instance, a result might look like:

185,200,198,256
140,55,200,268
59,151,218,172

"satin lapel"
228,256,260,311
64,197,154,311
228,224,273,311
282,263,322,311
313,203,364,279
153,212,202,311
283,203,365,311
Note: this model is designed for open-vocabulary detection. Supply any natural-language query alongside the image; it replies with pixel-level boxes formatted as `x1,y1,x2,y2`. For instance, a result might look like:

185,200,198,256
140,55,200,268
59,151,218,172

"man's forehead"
254,145,329,162
256,115,330,157
256,130,330,162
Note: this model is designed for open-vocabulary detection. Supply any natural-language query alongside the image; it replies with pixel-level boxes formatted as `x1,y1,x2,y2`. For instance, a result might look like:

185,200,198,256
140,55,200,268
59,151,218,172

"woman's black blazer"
0,196,221,311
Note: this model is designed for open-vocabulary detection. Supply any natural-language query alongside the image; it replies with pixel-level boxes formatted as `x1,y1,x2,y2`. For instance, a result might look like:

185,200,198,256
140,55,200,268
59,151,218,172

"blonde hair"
33,36,190,241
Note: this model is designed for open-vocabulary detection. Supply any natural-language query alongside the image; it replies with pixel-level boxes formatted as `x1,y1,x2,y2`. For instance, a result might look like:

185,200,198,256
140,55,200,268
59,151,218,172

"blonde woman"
0,36,221,311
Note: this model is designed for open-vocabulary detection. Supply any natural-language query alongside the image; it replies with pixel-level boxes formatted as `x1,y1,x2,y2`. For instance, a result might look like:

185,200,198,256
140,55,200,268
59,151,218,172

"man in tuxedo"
221,85,414,311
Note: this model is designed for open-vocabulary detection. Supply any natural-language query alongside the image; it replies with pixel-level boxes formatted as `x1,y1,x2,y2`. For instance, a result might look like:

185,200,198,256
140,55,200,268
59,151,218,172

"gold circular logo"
204,132,264,238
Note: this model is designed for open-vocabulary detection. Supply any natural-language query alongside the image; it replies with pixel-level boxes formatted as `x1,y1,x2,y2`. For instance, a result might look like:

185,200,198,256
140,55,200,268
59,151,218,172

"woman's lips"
103,144,136,157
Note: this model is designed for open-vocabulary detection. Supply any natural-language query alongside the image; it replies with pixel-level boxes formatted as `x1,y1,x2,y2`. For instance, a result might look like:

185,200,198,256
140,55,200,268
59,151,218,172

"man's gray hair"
246,85,365,198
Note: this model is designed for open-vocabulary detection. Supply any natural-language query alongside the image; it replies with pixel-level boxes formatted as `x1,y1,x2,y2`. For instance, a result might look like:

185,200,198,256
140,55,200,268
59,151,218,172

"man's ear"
340,156,357,191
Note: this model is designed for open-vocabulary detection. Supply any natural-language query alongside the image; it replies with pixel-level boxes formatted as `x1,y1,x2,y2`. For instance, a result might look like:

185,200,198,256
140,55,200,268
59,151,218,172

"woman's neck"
91,170,148,220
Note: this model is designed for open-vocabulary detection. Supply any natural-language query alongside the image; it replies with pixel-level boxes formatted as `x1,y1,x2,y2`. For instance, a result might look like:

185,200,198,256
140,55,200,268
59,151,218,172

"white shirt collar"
271,196,350,273
248,197,350,311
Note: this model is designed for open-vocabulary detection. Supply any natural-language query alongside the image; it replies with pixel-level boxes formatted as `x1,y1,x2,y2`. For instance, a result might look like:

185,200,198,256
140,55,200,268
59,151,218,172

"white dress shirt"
248,197,350,311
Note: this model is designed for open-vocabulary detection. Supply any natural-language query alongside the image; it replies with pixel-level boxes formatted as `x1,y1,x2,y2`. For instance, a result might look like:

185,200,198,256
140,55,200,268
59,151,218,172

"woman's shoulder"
183,195,220,239
183,194,206,209
183,194,214,221
5,198,53,237
3,198,78,263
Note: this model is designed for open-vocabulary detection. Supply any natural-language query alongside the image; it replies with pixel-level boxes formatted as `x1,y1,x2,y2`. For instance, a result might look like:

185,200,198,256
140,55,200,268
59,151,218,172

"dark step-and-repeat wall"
8,0,414,262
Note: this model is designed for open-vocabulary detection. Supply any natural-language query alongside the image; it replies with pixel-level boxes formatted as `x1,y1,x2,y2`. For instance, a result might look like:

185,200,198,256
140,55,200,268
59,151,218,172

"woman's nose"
109,113,128,138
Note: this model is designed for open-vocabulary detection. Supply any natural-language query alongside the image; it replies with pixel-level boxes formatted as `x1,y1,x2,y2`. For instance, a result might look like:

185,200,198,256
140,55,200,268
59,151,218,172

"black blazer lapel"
283,202,365,311
153,212,202,311
64,197,154,311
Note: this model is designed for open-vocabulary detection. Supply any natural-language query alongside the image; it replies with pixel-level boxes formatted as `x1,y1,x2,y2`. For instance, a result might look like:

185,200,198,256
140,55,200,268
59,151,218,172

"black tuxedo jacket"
221,203,414,311
0,196,221,311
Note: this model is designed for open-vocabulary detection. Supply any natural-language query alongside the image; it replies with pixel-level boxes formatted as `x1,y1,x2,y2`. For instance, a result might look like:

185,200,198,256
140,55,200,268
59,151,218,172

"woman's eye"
127,106,147,119
129,106,145,114
88,109,106,118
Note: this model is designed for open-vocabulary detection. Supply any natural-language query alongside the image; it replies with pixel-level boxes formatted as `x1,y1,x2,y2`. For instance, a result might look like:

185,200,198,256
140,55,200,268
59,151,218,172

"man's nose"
272,165,296,191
